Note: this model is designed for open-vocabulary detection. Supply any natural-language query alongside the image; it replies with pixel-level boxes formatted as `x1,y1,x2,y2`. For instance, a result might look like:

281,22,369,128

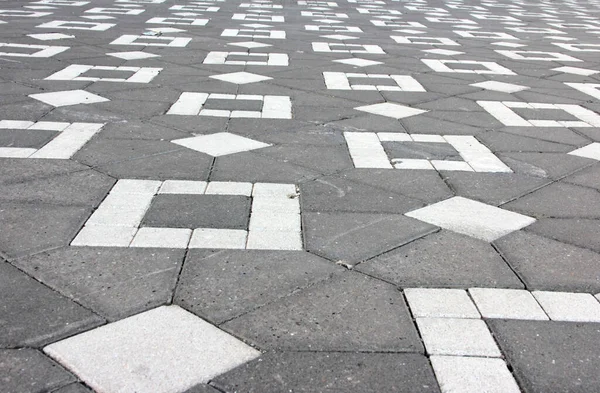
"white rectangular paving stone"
252,183,297,197
532,291,600,322
431,356,521,393
404,288,480,318
111,179,162,195
568,143,600,161
37,20,114,30
0,148,37,158
405,196,536,242
189,228,248,249
416,318,501,357
249,212,301,232
158,180,207,195
130,227,192,248
246,230,303,250
44,306,260,393
71,226,138,247
470,81,529,93
469,288,549,320
205,181,254,196
553,66,598,76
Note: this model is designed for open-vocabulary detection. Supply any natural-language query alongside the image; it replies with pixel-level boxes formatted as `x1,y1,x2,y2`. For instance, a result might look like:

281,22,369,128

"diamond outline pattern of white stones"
167,93,292,119
44,305,261,393
0,120,103,159
71,179,303,250
171,132,272,156
323,72,425,91
405,196,536,242
344,132,512,172
45,64,162,83
478,101,600,127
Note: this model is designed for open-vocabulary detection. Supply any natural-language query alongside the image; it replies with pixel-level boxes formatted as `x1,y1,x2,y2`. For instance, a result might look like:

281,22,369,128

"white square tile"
533,291,600,322
405,196,536,242
355,102,427,119
171,132,271,157
189,228,248,249
130,227,192,248
569,143,600,161
29,90,109,107
405,288,480,318
44,306,260,393
417,318,501,357
470,81,529,93
431,356,521,393
469,288,548,320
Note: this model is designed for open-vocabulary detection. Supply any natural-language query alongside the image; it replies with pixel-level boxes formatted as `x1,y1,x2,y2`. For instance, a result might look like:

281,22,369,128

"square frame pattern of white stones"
0,120,103,159
478,101,600,127
45,64,162,83
71,180,303,250
344,132,511,172
323,72,425,91
167,93,292,119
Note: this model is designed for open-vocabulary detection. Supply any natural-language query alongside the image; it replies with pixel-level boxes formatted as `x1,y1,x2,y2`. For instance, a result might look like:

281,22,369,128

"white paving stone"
405,288,480,318
416,318,501,357
422,59,516,75
469,288,549,320
111,179,162,195
27,33,74,40
553,66,598,76
172,132,270,157
405,196,535,242
422,49,464,55
158,180,207,195
470,81,529,93
44,306,260,393
130,227,192,248
71,226,138,247
566,83,600,100
205,181,253,196
228,41,271,48
431,356,521,393
332,58,382,67
568,143,600,161
29,90,109,107
533,291,600,322
107,51,160,60
210,71,272,84
246,230,303,250
355,102,427,119
189,228,248,249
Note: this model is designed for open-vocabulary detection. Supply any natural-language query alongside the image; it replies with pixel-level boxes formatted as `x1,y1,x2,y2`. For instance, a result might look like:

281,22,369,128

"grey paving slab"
495,231,600,293
212,352,441,393
0,348,75,393
488,320,600,393
0,202,89,259
303,212,437,262
175,250,343,324
563,164,600,191
500,152,593,179
222,272,423,352
0,261,103,348
357,230,523,289
13,247,184,321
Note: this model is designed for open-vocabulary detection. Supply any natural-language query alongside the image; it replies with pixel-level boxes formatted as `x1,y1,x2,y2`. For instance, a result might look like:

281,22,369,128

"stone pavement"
1,0,600,391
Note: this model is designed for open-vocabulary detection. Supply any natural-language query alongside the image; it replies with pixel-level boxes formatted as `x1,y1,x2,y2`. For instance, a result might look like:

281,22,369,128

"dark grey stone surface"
143,194,251,229
526,218,600,253
52,383,94,393
222,273,423,352
489,320,600,393
357,230,523,288
175,250,343,324
0,261,103,348
494,231,600,293
13,247,184,321
0,349,75,393
303,212,437,262
212,352,441,393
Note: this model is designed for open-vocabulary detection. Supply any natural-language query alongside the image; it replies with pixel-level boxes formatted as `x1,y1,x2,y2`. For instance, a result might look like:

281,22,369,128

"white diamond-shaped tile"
395,29,426,34
228,41,271,48
146,27,185,33
553,66,598,76
210,71,272,84
568,143,600,161
81,15,115,20
28,33,74,40
492,41,526,48
171,132,271,156
470,81,529,93
405,196,536,242
44,306,260,393
107,51,161,60
320,34,359,40
422,49,464,55
29,90,109,107
355,102,427,119
333,58,382,67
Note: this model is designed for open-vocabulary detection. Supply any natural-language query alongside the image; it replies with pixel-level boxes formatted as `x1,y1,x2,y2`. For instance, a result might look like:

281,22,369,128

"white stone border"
0,43,69,58
203,51,288,66
110,35,191,47
421,59,515,75
167,93,292,119
344,132,511,172
323,72,425,91
37,20,115,31
71,180,302,250
45,64,162,83
478,101,600,127
0,120,103,159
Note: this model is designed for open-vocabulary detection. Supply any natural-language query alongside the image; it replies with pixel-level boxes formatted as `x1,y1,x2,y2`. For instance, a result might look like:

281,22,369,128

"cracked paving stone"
0,261,103,348
222,272,423,352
